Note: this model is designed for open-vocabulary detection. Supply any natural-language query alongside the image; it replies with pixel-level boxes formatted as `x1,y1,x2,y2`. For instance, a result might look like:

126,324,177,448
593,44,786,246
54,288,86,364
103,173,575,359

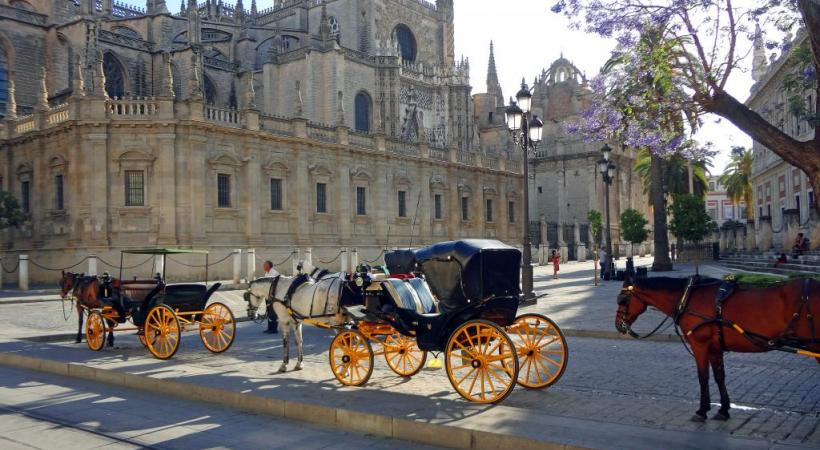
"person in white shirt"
262,260,280,334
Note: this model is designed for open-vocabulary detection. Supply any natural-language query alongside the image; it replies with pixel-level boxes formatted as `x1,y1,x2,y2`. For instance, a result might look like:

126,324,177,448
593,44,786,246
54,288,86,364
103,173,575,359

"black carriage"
330,239,568,403
84,248,235,359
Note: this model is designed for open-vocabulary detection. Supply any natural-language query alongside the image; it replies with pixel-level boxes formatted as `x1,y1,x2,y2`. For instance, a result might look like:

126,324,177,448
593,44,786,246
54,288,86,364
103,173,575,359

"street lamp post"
597,144,617,263
505,78,543,303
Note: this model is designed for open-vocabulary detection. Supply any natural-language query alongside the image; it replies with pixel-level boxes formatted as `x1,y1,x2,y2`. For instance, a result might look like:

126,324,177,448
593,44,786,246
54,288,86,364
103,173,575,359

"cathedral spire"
250,0,258,24
752,22,768,83
179,0,186,16
318,2,331,42
486,41,503,105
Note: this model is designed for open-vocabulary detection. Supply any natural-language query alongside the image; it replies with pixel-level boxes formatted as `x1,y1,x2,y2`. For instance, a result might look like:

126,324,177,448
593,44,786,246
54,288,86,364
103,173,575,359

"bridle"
617,285,672,339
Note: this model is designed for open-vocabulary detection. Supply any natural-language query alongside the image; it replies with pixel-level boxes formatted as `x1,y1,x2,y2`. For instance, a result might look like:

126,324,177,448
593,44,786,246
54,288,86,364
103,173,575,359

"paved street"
0,365,443,450
0,258,818,449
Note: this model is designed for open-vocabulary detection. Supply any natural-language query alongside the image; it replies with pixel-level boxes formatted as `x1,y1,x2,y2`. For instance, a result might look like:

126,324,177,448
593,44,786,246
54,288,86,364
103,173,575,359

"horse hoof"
75,339,82,344
277,366,287,373
294,365,303,371
691,413,707,423
712,412,730,421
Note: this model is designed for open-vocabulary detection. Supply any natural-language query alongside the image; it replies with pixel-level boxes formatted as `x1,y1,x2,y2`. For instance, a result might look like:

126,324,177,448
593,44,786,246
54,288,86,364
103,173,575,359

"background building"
475,52,648,260
705,176,747,226
0,0,524,282
747,28,817,250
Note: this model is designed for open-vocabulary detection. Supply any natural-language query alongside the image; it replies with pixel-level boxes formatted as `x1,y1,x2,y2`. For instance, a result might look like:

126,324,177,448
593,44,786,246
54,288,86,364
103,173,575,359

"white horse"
245,266,354,373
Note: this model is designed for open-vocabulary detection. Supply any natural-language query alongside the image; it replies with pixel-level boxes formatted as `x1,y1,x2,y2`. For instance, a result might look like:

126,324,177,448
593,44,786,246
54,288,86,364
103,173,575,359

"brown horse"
59,271,117,346
616,275,819,422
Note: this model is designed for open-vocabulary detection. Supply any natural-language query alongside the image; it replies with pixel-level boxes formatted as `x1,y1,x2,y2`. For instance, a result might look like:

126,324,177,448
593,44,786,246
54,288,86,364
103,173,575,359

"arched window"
203,75,216,105
0,45,8,117
103,53,126,99
392,25,416,63
355,91,371,133
328,16,340,42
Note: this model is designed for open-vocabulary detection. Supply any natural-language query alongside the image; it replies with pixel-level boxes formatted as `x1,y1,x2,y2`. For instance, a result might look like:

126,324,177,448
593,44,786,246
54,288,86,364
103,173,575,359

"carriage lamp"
601,142,612,162
505,78,543,304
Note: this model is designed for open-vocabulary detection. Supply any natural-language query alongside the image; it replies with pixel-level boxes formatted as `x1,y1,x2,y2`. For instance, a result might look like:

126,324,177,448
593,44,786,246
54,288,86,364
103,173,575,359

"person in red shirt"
552,250,560,280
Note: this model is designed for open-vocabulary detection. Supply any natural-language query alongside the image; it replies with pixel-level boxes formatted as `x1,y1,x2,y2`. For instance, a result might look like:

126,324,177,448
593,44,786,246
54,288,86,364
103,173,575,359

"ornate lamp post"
505,78,543,303
597,144,617,261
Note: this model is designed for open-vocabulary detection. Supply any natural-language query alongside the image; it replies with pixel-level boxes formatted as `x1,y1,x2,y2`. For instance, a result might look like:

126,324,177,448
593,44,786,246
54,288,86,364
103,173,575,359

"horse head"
59,271,78,299
615,273,648,338
245,277,280,319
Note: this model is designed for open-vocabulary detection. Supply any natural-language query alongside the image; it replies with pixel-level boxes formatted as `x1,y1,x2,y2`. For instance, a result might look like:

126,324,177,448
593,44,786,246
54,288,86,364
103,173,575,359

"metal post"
88,255,98,276
305,247,312,266
521,114,535,303
605,178,613,260
247,248,256,281
232,248,242,284
19,254,28,291
0,257,3,289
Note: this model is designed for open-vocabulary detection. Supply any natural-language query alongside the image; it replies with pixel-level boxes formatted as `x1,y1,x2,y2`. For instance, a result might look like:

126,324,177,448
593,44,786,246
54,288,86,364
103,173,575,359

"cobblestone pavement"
2,319,817,447
0,365,443,450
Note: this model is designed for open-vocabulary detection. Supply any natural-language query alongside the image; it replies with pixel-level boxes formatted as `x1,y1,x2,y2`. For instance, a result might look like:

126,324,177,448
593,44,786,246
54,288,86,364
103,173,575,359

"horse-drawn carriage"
65,248,235,360
330,239,568,403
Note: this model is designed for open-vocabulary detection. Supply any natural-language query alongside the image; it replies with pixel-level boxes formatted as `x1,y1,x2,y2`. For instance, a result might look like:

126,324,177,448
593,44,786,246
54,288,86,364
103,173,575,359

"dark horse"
59,271,118,347
616,275,819,422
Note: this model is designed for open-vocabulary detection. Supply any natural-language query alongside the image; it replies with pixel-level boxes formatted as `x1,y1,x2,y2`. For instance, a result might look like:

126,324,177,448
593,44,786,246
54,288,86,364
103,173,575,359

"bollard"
19,254,29,291
340,248,349,274
292,248,300,276
247,248,256,281
232,249,242,284
350,248,359,273
305,247,312,267
88,255,98,276
154,255,164,278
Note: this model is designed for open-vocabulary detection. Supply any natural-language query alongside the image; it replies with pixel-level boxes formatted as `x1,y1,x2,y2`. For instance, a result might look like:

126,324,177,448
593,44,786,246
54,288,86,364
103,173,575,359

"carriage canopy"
386,239,521,311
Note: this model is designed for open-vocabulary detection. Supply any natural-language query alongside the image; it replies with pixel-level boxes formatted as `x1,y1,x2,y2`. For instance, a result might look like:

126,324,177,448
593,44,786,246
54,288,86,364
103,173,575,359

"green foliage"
720,219,745,231
619,208,649,246
0,191,23,230
587,210,603,243
633,148,711,199
718,147,754,220
669,194,712,243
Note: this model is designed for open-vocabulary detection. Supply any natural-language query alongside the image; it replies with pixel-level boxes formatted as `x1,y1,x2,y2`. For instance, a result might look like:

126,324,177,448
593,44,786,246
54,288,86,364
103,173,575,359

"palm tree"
634,149,711,198
718,147,754,220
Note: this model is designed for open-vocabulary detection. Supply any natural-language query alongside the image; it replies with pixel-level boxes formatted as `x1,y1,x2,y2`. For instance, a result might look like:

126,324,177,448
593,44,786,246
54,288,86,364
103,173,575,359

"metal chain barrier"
317,250,344,265
167,252,233,268
97,255,154,271
361,249,386,265
255,251,295,267
28,256,90,272
1,259,19,274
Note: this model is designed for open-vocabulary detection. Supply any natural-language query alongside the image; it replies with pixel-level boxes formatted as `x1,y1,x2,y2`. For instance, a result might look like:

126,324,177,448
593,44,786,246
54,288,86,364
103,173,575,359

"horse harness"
268,273,344,321
678,277,820,358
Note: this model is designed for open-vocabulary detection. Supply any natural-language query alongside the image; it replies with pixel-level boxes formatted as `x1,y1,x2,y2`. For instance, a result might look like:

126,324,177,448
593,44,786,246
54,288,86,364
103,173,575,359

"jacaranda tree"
553,0,820,210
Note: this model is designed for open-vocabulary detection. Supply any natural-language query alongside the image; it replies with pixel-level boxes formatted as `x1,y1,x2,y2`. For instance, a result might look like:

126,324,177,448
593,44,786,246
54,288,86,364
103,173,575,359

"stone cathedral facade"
0,0,524,282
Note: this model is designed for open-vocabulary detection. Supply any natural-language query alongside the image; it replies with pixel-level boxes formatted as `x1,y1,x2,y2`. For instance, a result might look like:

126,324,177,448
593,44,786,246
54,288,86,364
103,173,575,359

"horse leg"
692,346,711,422
75,306,84,343
278,324,290,373
106,319,115,348
293,322,303,371
710,351,731,420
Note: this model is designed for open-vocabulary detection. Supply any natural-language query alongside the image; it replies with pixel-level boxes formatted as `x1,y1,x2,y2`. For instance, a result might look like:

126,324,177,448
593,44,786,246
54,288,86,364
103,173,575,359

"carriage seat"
120,280,163,303
381,278,438,315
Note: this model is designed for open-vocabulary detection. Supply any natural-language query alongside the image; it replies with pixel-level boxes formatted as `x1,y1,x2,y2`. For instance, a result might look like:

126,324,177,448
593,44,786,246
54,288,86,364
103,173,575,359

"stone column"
338,160,352,245
156,134,178,246
745,220,757,251
782,208,801,251
758,216,773,251
244,144,263,245
539,216,548,265
419,168,432,244
558,224,568,263
574,221,586,262
734,224,746,252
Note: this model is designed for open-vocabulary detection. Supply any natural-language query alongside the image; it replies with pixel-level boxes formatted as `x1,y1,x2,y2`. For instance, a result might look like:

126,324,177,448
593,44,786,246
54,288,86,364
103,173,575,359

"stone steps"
718,258,820,277
723,256,820,267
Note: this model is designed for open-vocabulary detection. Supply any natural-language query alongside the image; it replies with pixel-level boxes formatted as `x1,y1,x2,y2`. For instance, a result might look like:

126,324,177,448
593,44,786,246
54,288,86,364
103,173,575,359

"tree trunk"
651,154,673,271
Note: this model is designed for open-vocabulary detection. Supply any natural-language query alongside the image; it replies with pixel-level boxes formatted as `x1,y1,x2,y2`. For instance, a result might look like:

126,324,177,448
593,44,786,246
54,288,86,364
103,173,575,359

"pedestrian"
552,250,560,280
262,260,280,334
599,248,609,280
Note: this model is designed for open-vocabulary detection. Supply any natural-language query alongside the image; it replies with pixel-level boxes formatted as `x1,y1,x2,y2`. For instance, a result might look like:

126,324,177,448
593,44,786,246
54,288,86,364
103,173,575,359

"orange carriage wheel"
383,333,427,377
507,314,568,389
329,329,374,387
445,319,519,404
144,304,181,360
85,311,106,352
199,302,236,354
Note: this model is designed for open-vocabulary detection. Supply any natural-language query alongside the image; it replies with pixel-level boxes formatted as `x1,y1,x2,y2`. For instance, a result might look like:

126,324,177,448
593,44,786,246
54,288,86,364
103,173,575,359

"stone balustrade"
204,105,239,126
4,96,519,175
108,97,160,117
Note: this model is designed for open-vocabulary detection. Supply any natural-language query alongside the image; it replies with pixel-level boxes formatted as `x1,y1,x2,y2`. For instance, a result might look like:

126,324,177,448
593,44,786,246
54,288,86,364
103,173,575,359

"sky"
126,0,757,173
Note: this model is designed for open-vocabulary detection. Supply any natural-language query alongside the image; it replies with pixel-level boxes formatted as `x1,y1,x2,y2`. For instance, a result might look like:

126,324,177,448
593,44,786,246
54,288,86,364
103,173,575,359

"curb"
0,352,590,450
